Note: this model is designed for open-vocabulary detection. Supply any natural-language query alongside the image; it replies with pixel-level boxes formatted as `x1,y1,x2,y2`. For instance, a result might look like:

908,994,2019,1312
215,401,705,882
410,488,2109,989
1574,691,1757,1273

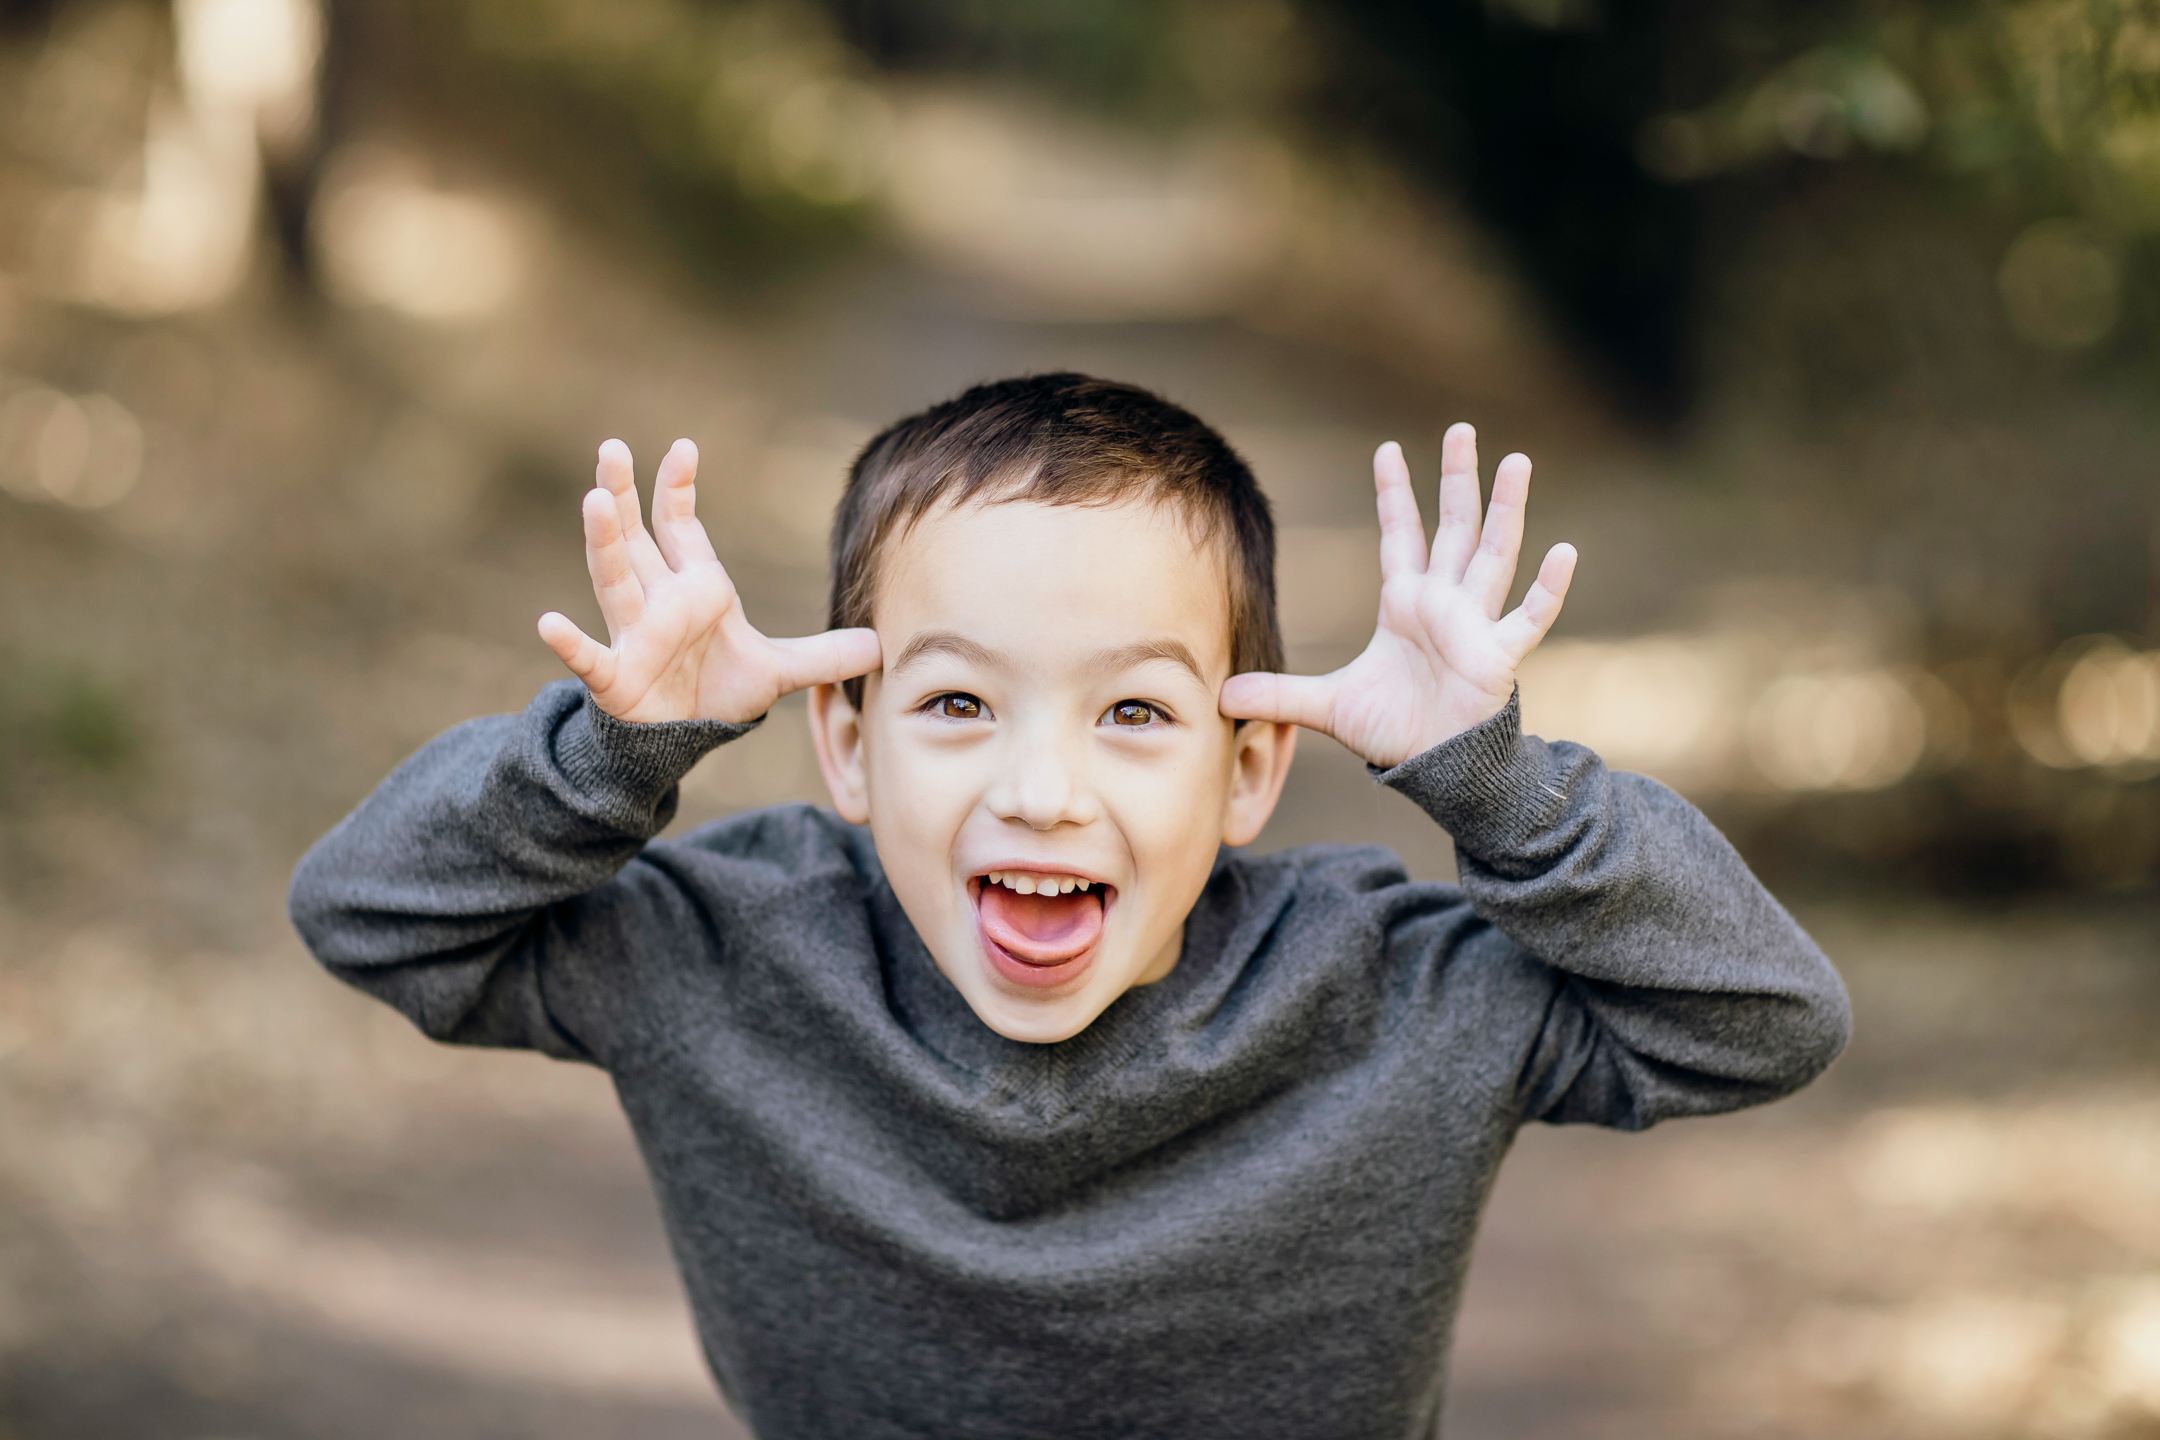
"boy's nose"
987,733,1098,831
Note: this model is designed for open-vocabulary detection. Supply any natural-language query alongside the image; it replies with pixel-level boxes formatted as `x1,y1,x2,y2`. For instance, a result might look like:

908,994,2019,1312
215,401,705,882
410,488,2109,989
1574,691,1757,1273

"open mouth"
970,869,1112,990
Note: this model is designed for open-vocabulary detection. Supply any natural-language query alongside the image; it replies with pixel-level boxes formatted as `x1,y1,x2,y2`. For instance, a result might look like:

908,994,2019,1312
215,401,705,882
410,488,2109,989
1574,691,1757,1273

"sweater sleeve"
1375,692,1851,1129
287,680,756,1063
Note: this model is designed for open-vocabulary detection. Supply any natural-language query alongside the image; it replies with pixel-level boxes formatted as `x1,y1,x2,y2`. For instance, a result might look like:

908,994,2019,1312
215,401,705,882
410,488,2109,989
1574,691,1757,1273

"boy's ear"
807,683,871,825
1221,720,1297,848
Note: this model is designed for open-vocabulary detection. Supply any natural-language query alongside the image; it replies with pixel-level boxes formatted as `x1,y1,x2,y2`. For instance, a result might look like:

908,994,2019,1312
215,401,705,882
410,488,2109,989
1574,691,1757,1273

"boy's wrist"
1371,688,1561,851
1391,684,1515,769
541,680,760,816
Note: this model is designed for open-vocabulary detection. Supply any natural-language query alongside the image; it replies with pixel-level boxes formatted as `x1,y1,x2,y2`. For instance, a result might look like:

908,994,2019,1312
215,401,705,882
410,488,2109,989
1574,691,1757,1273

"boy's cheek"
860,738,986,908
1105,738,1237,840
1096,765,1234,921
866,744,988,833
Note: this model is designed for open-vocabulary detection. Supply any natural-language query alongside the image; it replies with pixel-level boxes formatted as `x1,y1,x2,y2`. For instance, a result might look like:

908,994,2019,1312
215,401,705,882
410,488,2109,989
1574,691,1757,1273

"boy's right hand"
537,439,880,725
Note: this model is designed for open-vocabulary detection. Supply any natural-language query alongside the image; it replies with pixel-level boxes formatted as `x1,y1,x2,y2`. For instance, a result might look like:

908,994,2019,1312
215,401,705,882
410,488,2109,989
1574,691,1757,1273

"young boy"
290,373,1847,1438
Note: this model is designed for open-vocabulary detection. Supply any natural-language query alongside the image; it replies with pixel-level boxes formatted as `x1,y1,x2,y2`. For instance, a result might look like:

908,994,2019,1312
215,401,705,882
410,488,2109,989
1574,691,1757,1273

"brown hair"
828,373,1282,709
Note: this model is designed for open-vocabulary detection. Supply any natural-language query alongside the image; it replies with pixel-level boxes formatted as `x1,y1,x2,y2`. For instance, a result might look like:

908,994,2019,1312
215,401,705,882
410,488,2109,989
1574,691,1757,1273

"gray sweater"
289,680,1848,1440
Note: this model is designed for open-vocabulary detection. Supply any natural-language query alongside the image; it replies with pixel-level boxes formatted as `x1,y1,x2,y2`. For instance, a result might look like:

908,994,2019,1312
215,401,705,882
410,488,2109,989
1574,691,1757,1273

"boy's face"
809,497,1296,1043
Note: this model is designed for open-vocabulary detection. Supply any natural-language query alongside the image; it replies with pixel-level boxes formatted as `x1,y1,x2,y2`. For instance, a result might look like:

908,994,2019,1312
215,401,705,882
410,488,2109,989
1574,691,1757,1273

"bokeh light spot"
314,157,524,323
2000,220,2122,350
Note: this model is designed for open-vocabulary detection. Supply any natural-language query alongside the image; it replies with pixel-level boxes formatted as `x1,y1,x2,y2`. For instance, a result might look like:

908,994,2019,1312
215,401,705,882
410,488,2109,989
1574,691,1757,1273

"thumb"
770,627,883,695
1219,671,1338,731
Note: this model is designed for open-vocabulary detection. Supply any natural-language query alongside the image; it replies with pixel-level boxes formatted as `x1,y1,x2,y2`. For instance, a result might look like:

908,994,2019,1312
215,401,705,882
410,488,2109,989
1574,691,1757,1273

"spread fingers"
651,438,719,570
583,485,646,639
1373,443,1428,583
1431,423,1483,583
1460,451,1532,618
594,439,671,586
1494,542,1578,663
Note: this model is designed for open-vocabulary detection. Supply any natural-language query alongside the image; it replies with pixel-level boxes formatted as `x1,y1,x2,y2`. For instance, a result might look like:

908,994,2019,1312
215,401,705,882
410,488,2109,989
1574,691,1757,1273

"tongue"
979,884,1105,964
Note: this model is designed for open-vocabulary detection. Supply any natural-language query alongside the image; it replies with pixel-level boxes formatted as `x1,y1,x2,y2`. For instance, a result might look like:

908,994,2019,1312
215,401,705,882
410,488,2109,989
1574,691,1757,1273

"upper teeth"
985,871,1090,894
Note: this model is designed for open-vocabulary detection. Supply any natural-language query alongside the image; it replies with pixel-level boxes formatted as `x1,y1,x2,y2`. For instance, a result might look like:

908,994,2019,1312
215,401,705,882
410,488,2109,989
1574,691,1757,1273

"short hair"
828,373,1282,710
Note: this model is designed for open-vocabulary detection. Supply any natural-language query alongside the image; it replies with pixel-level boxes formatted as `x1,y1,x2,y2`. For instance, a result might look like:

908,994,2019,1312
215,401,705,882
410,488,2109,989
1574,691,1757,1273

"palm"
538,439,879,725
1221,425,1576,770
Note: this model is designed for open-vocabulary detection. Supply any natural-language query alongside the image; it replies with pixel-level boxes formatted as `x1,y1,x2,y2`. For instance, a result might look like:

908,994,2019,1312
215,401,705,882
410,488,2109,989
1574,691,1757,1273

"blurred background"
0,0,2156,1435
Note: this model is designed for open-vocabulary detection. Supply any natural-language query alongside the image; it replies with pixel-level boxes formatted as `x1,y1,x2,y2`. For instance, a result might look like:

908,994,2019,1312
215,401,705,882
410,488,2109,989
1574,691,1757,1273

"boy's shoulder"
1196,842,1544,1035
1220,838,1452,904
646,801,880,892
1208,840,1491,960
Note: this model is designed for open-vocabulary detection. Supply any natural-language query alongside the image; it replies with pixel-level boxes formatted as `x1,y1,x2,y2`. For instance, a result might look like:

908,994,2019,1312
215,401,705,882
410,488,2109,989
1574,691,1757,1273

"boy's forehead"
874,496,1234,664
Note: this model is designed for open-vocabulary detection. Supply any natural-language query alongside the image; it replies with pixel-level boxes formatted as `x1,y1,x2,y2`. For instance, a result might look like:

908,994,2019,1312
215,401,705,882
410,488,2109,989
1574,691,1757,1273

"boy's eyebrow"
1089,639,1206,686
886,632,1208,686
890,630,1005,675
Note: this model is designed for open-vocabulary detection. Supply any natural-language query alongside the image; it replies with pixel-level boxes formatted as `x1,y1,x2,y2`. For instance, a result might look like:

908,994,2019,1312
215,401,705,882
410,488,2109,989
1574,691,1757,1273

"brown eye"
936,694,982,719
1111,702,1155,726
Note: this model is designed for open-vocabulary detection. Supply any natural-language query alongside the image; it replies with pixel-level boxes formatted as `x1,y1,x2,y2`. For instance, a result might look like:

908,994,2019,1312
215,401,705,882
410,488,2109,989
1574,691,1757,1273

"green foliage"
379,0,886,289
1643,2,2160,227
1999,0,2160,229
386,0,1299,290
0,660,139,797
1293,0,2160,404
827,0,1234,124
44,672,134,770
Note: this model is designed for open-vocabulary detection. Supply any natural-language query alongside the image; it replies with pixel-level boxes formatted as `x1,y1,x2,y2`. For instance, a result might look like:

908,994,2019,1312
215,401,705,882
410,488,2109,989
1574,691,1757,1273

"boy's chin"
976,1005,1099,1045
939,957,1123,1045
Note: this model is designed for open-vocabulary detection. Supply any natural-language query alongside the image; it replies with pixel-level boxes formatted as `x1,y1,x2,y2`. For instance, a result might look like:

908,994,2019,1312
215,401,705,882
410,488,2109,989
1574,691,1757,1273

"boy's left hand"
1220,424,1576,771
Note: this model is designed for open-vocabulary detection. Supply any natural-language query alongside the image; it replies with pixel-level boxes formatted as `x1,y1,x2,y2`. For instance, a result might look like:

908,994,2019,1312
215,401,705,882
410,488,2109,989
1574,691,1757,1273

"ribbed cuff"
541,680,761,817
1370,689,1563,849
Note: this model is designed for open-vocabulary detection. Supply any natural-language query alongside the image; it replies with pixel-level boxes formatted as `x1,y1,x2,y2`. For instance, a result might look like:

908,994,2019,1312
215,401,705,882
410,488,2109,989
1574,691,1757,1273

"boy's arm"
1379,694,1848,1126
290,436,878,1060
1221,422,1844,1124
288,682,749,1059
